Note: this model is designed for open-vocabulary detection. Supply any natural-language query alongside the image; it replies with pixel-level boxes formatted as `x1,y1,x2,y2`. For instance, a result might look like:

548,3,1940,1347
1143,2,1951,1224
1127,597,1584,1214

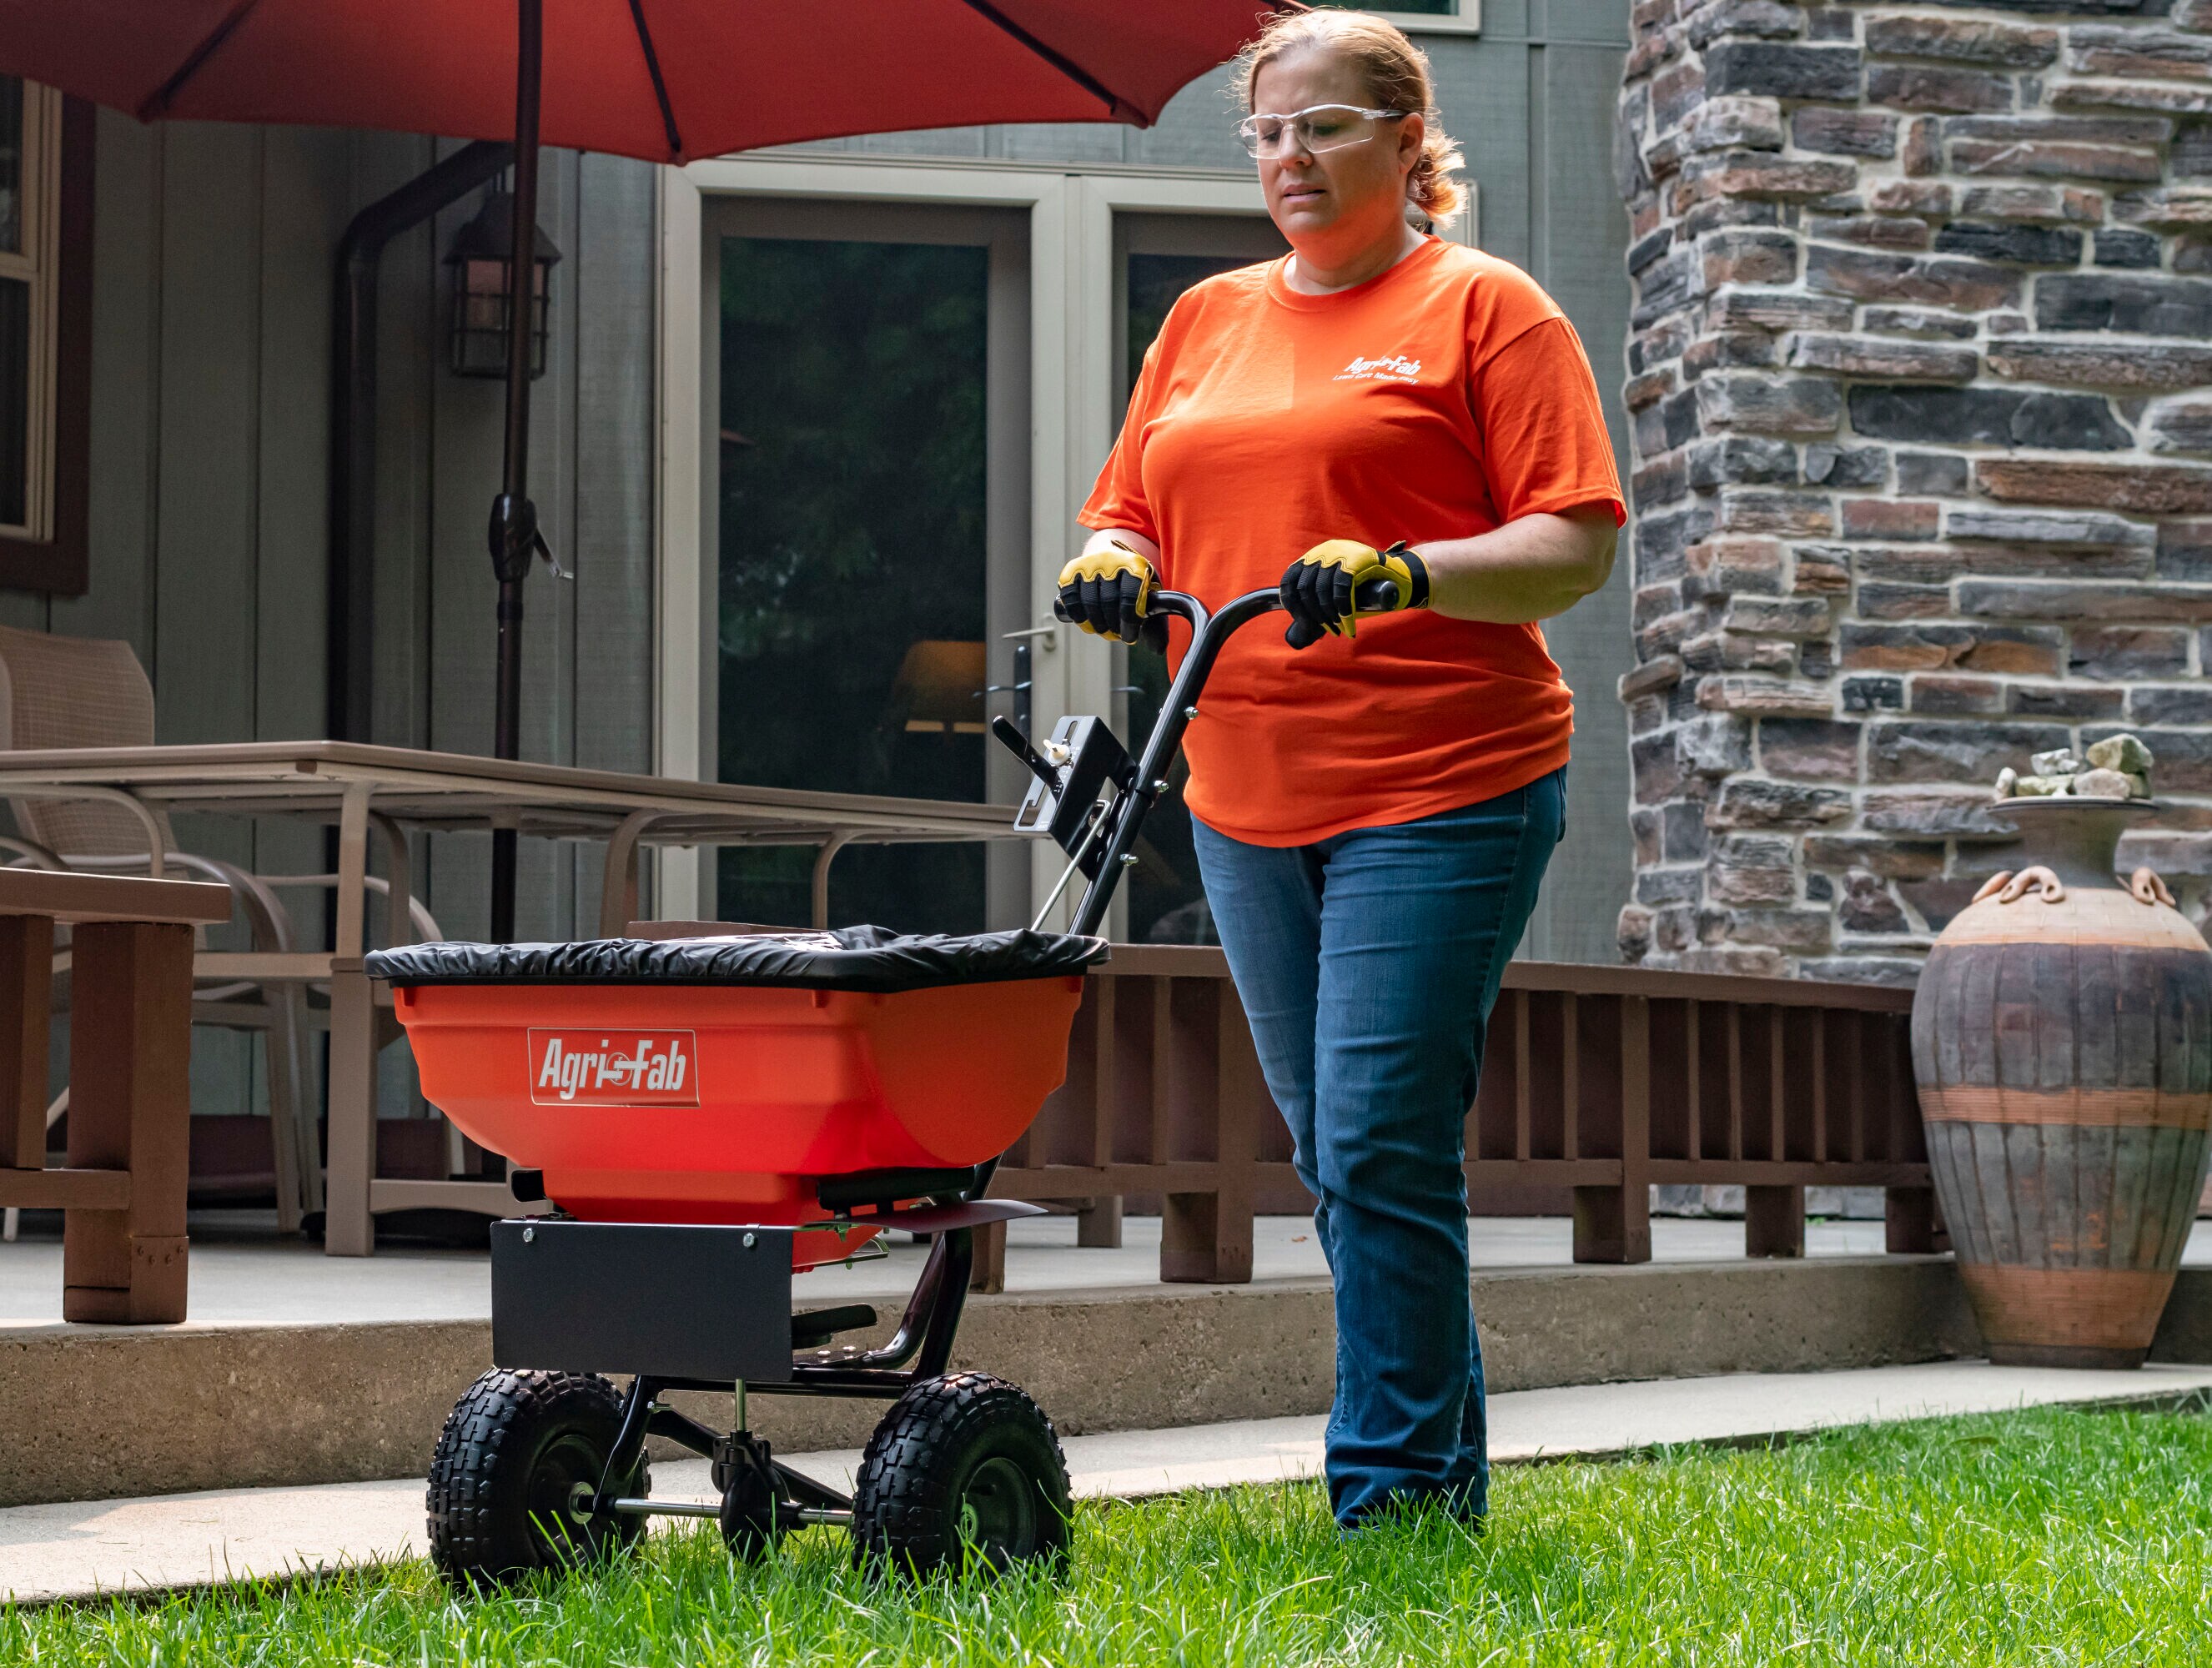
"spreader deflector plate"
492,1218,795,1382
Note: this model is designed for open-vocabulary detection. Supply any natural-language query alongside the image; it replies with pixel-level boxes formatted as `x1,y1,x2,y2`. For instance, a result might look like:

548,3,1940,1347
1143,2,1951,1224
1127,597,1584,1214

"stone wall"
1615,0,2212,982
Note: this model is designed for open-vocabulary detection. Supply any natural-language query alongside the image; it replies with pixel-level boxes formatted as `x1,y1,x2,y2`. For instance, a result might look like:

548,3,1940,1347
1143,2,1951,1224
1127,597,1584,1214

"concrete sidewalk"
7,1359,2208,1605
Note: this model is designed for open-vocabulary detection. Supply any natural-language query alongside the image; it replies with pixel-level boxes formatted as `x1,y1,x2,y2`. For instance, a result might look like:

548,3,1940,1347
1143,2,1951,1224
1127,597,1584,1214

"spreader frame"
488,1167,1041,1528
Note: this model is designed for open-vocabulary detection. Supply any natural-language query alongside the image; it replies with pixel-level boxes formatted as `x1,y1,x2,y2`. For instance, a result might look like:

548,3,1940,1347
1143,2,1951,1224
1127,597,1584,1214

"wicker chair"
0,626,436,1236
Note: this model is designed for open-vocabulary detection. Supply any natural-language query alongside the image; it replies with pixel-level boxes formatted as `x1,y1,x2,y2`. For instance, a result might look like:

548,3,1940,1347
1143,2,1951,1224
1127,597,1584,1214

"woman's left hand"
1279,540,1430,642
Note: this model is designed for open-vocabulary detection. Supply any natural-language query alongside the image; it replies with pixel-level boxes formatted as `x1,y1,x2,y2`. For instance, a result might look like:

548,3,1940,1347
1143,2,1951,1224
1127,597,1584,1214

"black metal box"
490,1219,794,1383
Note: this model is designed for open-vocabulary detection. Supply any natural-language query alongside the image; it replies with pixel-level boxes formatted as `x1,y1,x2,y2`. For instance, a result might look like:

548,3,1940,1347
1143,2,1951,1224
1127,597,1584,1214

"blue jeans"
1192,770,1565,1524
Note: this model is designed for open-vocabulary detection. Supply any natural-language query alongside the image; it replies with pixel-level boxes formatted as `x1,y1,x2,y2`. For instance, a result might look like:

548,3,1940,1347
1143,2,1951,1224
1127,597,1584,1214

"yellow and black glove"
1279,539,1430,647
1055,542,1166,650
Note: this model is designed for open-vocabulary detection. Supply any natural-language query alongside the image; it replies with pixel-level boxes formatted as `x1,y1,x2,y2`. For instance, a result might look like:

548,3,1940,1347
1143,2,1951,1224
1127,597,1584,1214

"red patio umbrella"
0,0,1289,936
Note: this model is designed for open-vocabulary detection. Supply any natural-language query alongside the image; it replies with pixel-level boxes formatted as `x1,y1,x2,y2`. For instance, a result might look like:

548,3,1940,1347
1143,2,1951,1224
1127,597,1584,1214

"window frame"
0,83,88,596
697,193,1035,928
1344,3,1482,34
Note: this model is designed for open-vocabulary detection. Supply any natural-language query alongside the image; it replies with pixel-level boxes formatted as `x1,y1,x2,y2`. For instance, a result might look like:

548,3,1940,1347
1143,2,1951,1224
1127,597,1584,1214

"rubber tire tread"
425,1367,646,1586
851,1371,1071,1577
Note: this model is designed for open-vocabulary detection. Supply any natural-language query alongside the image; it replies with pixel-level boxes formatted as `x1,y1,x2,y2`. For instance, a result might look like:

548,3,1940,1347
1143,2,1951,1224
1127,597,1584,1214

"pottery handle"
1995,866,2065,905
2129,867,2176,908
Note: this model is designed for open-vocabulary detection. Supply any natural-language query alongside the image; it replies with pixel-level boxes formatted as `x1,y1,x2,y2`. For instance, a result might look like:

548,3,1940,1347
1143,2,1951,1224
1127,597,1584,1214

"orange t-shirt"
1078,237,1624,847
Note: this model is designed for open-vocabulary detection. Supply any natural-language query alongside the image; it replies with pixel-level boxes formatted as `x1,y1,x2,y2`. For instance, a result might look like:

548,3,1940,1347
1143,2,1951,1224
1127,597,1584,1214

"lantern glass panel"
448,254,552,379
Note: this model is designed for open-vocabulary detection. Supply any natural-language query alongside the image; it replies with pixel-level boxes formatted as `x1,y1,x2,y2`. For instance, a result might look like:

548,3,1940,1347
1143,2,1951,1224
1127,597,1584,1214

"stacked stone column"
1616,0,2212,982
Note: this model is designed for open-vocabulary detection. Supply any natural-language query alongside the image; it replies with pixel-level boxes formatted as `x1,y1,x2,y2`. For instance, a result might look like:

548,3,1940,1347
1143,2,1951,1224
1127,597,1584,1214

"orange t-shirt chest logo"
1333,354,1424,384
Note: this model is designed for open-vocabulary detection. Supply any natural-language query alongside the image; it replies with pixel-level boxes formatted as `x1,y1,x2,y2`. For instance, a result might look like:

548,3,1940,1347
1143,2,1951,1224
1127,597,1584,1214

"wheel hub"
958,1454,1038,1560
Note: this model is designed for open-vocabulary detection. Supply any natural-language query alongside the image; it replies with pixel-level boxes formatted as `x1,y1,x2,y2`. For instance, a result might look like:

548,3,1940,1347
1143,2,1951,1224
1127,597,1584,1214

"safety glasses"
1237,103,1407,160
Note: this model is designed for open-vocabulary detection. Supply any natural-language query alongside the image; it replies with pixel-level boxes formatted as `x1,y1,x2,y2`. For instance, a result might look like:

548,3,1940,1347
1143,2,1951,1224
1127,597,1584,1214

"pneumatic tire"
851,1372,1071,1578
425,1368,647,1588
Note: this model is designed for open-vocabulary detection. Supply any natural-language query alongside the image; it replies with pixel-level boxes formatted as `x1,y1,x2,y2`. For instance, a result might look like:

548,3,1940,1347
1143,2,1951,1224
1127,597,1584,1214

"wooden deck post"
1573,994,1653,1264
322,964,377,1256
322,784,377,1256
1745,1184,1806,1258
969,1218,1008,1294
1073,976,1123,1249
0,912,53,1169
1075,1194,1123,1248
1161,980,1258,1283
1883,1186,1938,1254
63,920,196,1322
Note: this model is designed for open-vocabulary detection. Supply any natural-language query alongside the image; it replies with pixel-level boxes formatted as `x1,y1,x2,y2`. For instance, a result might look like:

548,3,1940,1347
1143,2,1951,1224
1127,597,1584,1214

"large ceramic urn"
1912,797,2212,1368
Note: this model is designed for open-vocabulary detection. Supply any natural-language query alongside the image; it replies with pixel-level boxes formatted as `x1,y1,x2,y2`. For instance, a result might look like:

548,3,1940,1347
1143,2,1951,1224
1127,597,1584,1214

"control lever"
991,715,1058,792
533,526,573,581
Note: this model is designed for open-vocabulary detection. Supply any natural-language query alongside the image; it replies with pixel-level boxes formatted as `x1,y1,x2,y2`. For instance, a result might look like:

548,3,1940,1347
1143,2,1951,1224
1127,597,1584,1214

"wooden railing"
978,947,1932,1291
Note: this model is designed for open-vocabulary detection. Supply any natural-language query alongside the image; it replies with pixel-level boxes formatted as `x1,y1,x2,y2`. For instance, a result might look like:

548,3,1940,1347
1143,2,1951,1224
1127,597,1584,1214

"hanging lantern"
445,188,561,379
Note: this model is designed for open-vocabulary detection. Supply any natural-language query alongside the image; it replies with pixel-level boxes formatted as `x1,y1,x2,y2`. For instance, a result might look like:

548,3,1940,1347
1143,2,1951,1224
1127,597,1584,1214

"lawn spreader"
364,575,1397,1589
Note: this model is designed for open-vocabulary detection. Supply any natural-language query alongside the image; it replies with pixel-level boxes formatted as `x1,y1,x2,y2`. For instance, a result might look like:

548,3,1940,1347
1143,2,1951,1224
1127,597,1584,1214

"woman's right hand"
1055,541,1165,648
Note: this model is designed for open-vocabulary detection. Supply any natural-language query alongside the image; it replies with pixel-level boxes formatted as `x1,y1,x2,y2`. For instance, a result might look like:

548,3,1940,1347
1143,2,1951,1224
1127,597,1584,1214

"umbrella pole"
488,0,544,942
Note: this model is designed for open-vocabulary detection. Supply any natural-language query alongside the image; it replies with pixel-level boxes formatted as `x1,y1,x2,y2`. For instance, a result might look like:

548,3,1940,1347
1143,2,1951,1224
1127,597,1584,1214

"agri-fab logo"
527,1030,698,1106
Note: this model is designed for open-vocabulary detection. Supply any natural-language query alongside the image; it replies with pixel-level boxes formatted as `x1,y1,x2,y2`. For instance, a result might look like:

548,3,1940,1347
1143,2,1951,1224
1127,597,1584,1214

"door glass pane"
0,276,30,529
1120,252,1277,947
0,78,22,256
717,236,989,932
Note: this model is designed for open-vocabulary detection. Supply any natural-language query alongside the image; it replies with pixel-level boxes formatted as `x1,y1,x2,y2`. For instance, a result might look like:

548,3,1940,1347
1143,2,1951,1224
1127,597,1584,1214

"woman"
1059,10,1623,1529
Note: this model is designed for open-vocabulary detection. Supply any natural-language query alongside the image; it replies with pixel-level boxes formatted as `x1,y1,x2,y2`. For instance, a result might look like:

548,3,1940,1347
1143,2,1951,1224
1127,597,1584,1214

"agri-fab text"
527,1029,699,1106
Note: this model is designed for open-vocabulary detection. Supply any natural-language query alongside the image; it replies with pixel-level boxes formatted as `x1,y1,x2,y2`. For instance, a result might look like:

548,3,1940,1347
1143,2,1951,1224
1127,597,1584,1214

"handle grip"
1284,575,1405,650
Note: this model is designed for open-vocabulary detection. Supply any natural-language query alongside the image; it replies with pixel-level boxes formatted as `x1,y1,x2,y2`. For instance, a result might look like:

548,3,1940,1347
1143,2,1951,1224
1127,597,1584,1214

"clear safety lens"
1238,104,1405,160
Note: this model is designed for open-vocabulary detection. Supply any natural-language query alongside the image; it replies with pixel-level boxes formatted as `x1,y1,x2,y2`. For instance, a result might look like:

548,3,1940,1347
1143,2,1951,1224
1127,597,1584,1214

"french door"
701,198,1030,932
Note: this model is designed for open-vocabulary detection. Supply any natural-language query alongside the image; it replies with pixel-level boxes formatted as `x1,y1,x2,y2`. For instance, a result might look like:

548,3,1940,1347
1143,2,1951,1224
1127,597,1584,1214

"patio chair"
0,625,439,1237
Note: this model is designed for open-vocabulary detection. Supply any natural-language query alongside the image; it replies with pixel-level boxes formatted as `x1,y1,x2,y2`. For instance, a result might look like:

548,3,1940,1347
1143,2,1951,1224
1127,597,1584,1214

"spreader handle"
1062,587,1275,937
1283,575,1405,651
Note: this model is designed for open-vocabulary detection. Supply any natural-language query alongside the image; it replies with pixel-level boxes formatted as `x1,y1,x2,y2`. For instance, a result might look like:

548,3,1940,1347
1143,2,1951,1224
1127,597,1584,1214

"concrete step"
8,1359,2208,1605
2,1253,1984,1507
10,1223,2212,1509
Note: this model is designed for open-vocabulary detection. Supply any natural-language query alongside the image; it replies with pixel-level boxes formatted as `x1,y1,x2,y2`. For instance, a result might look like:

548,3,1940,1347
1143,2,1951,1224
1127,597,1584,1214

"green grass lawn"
11,1405,2211,1665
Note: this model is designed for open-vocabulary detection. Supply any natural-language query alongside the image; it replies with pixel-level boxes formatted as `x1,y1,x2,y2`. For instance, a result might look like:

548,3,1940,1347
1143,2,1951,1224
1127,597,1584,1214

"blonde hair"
1234,9,1467,229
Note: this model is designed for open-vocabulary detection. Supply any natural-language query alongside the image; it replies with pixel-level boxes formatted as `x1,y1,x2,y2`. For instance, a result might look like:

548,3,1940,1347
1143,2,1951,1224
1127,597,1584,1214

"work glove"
1055,542,1166,650
1279,539,1430,647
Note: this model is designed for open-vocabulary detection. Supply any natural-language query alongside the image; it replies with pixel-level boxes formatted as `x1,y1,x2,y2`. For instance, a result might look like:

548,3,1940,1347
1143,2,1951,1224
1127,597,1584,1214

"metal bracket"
1001,713,1134,871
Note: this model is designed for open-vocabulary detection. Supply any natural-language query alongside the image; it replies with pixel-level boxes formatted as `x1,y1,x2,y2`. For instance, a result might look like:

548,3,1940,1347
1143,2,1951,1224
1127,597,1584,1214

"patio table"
0,741,1025,1254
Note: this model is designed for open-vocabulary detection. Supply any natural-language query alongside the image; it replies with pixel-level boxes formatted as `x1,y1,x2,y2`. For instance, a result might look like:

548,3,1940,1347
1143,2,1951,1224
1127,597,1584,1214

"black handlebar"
1283,575,1404,650
1021,572,1404,937
1053,574,1403,651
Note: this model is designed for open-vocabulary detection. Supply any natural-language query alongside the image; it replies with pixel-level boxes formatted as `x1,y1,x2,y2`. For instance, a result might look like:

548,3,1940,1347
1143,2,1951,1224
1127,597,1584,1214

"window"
0,78,88,595
1314,0,1481,31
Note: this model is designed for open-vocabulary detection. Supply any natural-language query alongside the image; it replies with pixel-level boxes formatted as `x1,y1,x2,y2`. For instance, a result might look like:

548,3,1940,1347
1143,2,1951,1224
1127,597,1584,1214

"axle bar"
606,1496,854,1528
